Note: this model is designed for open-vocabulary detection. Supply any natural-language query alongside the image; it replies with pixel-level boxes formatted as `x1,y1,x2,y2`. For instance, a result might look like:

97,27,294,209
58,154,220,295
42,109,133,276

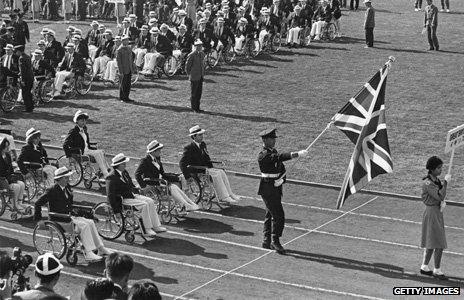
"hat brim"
54,169,74,179
26,131,41,142
73,113,89,123
111,157,130,167
188,129,206,136
146,144,164,153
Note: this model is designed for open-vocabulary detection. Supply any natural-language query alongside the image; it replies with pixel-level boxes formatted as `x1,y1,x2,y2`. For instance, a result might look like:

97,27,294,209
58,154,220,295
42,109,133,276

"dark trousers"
261,190,285,241
441,0,449,9
190,77,203,111
415,0,422,8
119,73,132,100
341,0,347,8
350,0,359,10
22,82,34,111
365,27,374,47
427,26,439,50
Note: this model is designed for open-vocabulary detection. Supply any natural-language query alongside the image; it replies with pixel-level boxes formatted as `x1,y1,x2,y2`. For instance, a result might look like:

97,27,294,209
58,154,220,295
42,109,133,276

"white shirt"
3,54,11,69
115,169,127,182
78,126,88,151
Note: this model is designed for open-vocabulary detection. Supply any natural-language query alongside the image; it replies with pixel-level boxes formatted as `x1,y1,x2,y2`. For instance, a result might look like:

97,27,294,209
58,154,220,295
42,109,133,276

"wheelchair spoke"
94,202,124,240
33,222,66,258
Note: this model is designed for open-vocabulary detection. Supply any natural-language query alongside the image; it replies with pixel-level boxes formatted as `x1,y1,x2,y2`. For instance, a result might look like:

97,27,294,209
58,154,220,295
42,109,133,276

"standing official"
12,13,29,46
185,39,205,113
116,35,135,102
363,0,375,48
424,0,439,51
257,129,308,254
15,45,34,113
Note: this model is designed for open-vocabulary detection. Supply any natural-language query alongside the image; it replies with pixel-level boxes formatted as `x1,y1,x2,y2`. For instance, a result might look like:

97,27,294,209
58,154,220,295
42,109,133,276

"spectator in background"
424,0,439,51
12,253,67,300
420,156,450,280
81,278,115,300
415,0,423,11
127,280,161,300
440,0,449,12
104,252,134,300
349,0,358,10
363,0,374,48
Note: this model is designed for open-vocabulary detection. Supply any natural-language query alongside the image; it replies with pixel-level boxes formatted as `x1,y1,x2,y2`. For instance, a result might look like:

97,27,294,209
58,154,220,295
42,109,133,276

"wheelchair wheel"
246,39,260,58
57,155,83,187
163,56,179,78
270,34,282,53
66,248,78,266
206,49,219,69
185,177,202,204
222,44,236,64
157,199,173,224
327,23,336,41
75,73,93,96
24,174,37,201
10,212,18,220
125,231,135,244
33,221,67,259
0,87,18,112
39,79,54,103
131,68,139,85
93,202,124,240
0,193,7,216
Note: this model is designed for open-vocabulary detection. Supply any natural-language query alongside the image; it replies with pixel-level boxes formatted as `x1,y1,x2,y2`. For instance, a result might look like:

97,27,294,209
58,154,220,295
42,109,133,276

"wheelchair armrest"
143,178,168,185
72,204,93,210
187,165,208,171
23,161,42,168
48,212,71,219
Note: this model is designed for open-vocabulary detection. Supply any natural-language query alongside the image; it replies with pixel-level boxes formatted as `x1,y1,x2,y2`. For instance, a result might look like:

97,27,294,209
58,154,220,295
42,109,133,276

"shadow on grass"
373,46,428,54
334,36,390,45
130,101,193,113
0,118,13,125
4,110,84,124
375,9,403,15
306,44,350,51
133,82,179,91
253,54,294,63
45,100,100,111
202,110,291,124
233,59,278,69
141,235,228,259
276,49,319,57
286,250,464,287
173,216,254,236
0,234,37,253
437,49,464,55
443,11,464,15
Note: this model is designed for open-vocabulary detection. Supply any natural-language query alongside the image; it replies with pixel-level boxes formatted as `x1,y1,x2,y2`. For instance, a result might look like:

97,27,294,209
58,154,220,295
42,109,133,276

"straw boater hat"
34,49,43,56
149,18,158,25
179,24,187,30
65,43,75,49
35,253,64,276
149,11,156,17
37,40,46,46
160,23,168,30
364,0,371,3
150,27,159,34
141,25,149,31
217,17,225,23
194,39,203,46
54,166,74,180
40,28,49,35
146,140,164,153
104,29,113,35
90,20,99,26
3,44,13,50
67,25,76,32
188,125,205,136
114,36,122,41
47,29,56,36
129,14,136,18
25,128,40,142
111,153,130,167
73,110,89,123
178,10,187,16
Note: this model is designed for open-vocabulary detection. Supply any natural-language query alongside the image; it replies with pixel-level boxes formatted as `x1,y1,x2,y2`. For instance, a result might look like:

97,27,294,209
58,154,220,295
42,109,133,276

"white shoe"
97,247,112,256
220,197,236,204
85,251,103,261
314,36,320,41
446,9,450,12
433,268,444,276
153,226,167,233
230,194,241,201
414,8,419,11
186,204,200,211
421,264,431,272
440,9,444,12
143,229,157,237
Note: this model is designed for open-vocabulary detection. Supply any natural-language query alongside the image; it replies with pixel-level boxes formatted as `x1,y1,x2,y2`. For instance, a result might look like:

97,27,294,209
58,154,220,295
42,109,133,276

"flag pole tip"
388,56,396,62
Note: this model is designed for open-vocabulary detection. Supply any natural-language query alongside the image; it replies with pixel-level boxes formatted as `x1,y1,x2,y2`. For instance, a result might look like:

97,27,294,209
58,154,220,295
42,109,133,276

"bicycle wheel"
0,87,18,112
222,44,236,64
185,177,202,204
163,56,179,78
57,155,83,187
76,72,93,96
24,174,37,201
327,23,336,41
270,33,281,53
131,68,139,84
39,79,54,103
33,221,67,259
248,39,261,58
206,49,219,68
93,202,124,240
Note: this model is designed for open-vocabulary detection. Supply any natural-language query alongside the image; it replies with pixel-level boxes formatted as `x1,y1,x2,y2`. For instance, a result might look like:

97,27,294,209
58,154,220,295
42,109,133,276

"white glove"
440,200,446,212
444,174,452,183
297,150,308,158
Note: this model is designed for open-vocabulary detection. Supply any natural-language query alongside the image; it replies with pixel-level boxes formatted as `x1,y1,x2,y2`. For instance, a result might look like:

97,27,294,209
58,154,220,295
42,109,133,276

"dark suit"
179,17,194,34
195,28,214,52
135,155,179,188
58,51,86,75
0,53,19,84
12,20,30,46
258,147,293,242
44,40,65,68
0,152,16,183
179,141,212,178
85,29,100,46
106,170,137,213
178,34,194,54
75,42,89,59
212,26,235,49
185,50,205,112
116,45,134,101
18,53,34,111
62,125,95,157
17,142,49,175
32,58,55,78
34,183,74,222
135,33,151,49
96,39,115,58
155,34,173,57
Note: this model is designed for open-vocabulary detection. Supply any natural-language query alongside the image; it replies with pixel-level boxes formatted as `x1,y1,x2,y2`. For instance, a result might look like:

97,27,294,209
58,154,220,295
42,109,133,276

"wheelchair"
0,77,19,113
32,206,95,266
33,76,55,105
320,21,336,41
0,187,34,220
142,178,187,225
59,65,93,99
57,145,105,189
138,54,176,80
102,67,139,87
261,32,282,53
203,47,219,70
234,36,260,59
22,159,58,201
93,200,147,244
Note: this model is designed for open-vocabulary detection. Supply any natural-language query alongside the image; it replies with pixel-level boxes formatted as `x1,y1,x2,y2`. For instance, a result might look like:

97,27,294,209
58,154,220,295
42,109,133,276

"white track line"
176,197,380,299
0,225,385,300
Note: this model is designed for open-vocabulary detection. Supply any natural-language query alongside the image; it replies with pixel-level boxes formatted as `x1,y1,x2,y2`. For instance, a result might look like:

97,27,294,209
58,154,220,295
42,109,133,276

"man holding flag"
258,128,308,254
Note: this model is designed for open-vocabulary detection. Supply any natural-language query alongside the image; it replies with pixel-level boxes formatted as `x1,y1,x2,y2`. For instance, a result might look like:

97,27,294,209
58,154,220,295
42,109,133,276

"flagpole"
335,56,395,209
304,122,333,151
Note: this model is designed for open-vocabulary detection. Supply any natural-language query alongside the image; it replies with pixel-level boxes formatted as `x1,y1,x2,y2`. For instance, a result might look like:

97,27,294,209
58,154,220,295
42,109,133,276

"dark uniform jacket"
179,141,213,178
212,26,235,47
17,142,50,175
289,11,306,27
0,53,19,80
32,58,55,77
136,33,151,49
44,39,65,68
0,152,15,183
154,34,173,57
178,33,194,53
179,17,194,33
58,51,86,74
106,169,137,213
257,147,292,195
85,29,100,46
12,20,29,46
34,183,74,222
62,125,96,157
75,42,89,59
18,53,33,85
135,155,179,188
162,29,176,43
195,27,214,52
96,39,115,58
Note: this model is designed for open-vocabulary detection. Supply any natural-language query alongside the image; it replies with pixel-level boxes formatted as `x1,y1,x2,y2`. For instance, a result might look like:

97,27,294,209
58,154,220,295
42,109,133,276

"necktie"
68,55,73,69
64,187,71,199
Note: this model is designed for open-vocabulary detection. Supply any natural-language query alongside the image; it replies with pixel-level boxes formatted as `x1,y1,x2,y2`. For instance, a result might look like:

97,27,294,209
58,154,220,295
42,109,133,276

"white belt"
261,173,280,178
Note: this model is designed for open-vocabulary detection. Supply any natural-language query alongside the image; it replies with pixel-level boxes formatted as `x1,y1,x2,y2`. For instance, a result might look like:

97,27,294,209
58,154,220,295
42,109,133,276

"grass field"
3,1,464,198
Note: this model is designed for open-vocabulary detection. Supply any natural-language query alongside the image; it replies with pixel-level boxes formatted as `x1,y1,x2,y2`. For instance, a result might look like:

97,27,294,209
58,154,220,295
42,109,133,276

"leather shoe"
270,240,286,255
433,273,448,280
262,242,271,249
420,269,433,276
22,109,33,113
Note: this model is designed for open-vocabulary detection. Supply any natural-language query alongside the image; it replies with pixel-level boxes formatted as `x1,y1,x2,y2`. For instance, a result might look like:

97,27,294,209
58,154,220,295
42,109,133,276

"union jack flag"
333,63,393,209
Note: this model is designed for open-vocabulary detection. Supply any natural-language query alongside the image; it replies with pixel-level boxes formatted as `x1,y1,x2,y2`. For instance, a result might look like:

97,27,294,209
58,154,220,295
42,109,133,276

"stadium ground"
1,0,464,298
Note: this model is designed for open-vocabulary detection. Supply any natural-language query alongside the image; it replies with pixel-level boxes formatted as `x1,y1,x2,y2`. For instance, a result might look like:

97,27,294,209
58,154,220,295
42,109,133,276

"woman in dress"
419,156,450,280
0,138,26,211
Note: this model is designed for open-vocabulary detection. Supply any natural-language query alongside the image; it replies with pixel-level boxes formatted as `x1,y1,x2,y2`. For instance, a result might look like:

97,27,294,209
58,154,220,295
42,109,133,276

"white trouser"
310,21,324,38
88,45,98,61
207,168,238,201
216,40,224,51
123,195,162,231
83,148,110,177
42,165,57,188
235,36,245,52
71,216,104,251
104,60,118,81
169,184,198,208
142,52,162,73
259,29,269,50
54,70,72,95
93,55,111,76
133,48,147,67
9,180,25,209
172,49,182,60
287,27,302,44
333,19,340,34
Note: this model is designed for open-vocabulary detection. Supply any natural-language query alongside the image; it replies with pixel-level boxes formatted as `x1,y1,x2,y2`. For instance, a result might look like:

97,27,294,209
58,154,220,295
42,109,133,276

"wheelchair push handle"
22,161,43,167
187,165,208,171
48,212,71,219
